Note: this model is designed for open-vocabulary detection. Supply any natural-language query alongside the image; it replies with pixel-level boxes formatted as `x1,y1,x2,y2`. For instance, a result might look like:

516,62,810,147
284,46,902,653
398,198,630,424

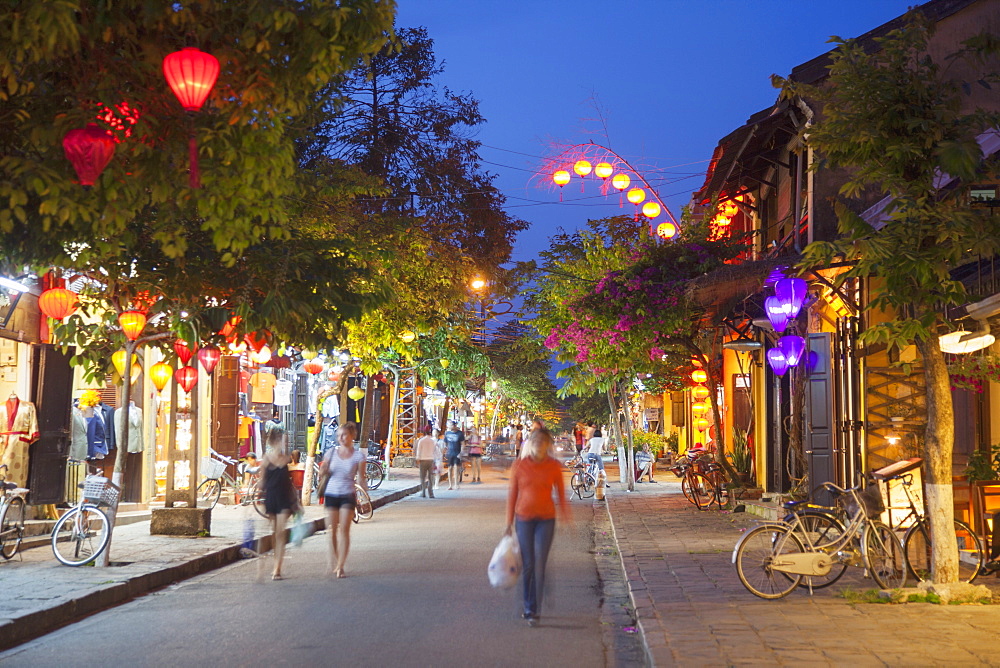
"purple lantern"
775,278,808,319
778,335,806,367
766,348,789,376
764,296,789,333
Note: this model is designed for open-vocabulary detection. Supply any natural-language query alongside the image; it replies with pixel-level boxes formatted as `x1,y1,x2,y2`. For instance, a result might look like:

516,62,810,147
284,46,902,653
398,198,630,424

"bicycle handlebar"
208,447,238,465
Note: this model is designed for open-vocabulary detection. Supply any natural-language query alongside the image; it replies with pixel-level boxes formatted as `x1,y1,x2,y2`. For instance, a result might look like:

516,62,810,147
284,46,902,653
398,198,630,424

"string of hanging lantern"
544,142,680,241
763,277,808,376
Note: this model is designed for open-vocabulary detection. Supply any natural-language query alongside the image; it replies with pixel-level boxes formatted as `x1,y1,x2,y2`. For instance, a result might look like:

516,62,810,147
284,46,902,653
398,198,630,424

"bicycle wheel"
863,520,906,589
903,518,983,583
51,504,110,567
683,472,714,510
197,478,222,509
706,470,730,508
0,496,25,559
734,524,804,599
365,461,384,490
570,472,584,499
784,511,849,589
579,473,596,499
353,487,373,523
250,489,268,518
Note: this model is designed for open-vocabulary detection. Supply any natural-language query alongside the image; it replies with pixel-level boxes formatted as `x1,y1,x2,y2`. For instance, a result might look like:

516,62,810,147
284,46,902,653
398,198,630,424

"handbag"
315,450,331,499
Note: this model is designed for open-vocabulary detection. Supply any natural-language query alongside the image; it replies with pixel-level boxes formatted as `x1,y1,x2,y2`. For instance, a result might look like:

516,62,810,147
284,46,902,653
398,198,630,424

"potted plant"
728,428,754,485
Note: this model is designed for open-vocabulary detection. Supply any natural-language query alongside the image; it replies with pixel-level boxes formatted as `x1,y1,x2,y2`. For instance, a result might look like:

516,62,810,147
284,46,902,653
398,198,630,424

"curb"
0,483,422,651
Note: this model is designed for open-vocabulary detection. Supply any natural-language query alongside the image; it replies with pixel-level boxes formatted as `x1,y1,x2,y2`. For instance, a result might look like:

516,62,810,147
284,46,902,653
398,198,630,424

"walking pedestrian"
444,420,465,490
513,424,524,457
585,428,606,472
573,425,584,455
505,426,569,627
318,421,367,578
257,427,298,580
467,428,483,483
414,425,437,498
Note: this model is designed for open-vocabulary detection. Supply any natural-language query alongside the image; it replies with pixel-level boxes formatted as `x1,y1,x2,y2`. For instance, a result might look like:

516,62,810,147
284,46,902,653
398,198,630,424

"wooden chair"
289,468,305,496
970,480,1000,557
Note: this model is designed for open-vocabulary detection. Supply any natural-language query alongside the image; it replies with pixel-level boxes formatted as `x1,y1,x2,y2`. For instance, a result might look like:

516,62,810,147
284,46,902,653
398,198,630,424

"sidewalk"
0,467,424,650
603,478,1000,667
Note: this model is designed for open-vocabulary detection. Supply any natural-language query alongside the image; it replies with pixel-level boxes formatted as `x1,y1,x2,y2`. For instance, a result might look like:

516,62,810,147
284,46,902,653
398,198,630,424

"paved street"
0,463,640,667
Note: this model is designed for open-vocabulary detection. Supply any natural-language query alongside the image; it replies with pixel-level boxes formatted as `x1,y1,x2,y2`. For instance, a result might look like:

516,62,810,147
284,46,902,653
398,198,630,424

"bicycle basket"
201,457,227,479
843,484,885,519
82,476,109,503
100,481,121,508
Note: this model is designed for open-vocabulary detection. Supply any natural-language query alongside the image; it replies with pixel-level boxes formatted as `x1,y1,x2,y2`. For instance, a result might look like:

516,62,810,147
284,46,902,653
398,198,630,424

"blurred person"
444,420,465,490
585,428,605,472
513,424,524,457
505,426,570,627
414,425,437,498
573,425,584,455
433,429,444,492
467,428,483,483
318,421,367,578
257,428,298,580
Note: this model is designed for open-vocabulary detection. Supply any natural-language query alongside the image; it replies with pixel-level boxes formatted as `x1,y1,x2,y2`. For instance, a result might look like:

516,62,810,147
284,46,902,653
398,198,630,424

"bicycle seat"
1,481,16,491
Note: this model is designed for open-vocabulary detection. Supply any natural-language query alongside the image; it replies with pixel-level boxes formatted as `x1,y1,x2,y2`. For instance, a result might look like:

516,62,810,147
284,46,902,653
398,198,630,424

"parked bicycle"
50,463,119,567
0,464,28,560
669,449,721,510
196,449,267,517
567,454,599,499
313,452,384,493
733,481,906,599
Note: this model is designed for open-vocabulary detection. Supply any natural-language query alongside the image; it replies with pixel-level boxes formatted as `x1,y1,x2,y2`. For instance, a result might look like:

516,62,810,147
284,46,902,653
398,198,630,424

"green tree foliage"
776,14,1000,583
486,320,558,417
0,0,395,265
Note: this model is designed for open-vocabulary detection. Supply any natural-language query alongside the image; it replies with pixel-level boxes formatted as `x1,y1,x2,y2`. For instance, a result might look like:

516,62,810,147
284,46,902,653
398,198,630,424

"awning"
686,257,796,327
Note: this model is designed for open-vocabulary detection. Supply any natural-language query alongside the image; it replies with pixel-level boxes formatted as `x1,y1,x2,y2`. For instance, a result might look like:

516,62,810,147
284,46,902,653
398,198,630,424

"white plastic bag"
290,511,307,548
488,533,521,589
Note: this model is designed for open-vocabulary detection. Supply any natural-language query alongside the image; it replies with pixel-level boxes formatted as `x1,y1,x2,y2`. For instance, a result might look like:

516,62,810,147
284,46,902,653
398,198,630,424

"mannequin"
0,392,38,487
114,401,144,453
77,391,108,460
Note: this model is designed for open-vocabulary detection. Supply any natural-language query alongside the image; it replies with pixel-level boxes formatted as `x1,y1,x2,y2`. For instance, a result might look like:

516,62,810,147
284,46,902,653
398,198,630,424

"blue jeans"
515,518,556,618
587,453,605,471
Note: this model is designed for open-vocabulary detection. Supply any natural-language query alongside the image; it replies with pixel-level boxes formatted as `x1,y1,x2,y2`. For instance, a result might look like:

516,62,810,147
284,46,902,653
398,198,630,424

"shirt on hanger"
249,372,276,403
238,416,253,439
273,379,293,406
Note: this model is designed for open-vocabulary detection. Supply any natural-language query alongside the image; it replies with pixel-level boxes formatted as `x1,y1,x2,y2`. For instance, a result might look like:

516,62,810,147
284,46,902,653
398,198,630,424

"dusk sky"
395,1,918,263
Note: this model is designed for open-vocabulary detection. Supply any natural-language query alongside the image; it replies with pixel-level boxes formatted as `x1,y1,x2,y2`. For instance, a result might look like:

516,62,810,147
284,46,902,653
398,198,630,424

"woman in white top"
586,428,605,471
318,421,367,578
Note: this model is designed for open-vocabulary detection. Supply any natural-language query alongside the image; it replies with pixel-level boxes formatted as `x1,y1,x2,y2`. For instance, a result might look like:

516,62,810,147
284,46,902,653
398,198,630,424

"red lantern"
197,344,221,374
62,124,116,186
218,315,241,338
244,330,268,353
303,360,324,375
163,47,219,189
174,365,198,393
118,310,147,341
38,288,79,320
174,339,195,365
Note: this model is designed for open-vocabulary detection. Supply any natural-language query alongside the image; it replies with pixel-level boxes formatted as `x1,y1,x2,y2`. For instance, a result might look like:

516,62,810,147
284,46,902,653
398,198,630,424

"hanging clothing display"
321,394,340,419
114,402,144,453
249,371,276,404
0,396,38,487
99,402,116,452
238,415,253,440
273,379,293,407
69,408,88,461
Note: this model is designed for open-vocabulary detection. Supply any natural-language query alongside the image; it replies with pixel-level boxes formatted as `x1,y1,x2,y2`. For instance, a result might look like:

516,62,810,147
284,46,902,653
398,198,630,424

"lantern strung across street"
552,170,571,201
163,46,220,188
642,201,661,220
573,160,592,192
62,124,116,187
38,288,79,320
594,162,613,180
656,222,677,240
118,310,147,341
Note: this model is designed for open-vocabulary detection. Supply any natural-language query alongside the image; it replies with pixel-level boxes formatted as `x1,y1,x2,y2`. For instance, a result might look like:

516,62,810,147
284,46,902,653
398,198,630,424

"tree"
776,15,1000,583
0,0,395,265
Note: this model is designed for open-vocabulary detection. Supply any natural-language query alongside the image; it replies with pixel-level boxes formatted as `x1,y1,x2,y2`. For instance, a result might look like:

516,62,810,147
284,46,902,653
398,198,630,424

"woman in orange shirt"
505,426,570,627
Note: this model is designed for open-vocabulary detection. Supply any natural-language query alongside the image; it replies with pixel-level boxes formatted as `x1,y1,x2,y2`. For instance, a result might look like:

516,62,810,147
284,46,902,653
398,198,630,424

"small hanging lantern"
347,386,365,402
691,401,708,415
594,162,613,180
112,350,134,377
766,348,789,376
130,361,143,384
174,365,199,393
778,335,806,367
440,358,450,369
427,378,439,390
626,188,646,205
174,338,195,365
245,330,269,353
228,338,247,354
218,315,241,338
692,386,710,400
163,47,220,189
611,173,630,207
251,345,272,365
399,330,416,343
774,278,808,320
690,369,707,384
38,288,79,320
553,170,571,201
573,160,592,193
303,360,324,375
118,310,147,341
301,349,318,360
764,296,789,334
694,417,710,432
656,222,677,240
150,362,173,391
197,344,222,374
62,124,116,187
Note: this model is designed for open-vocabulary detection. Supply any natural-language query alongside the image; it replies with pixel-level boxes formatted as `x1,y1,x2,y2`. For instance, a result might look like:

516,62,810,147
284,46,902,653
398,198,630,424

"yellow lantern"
228,339,247,354
626,188,645,205
552,170,571,187
692,385,710,400
301,349,318,360
641,201,661,219
347,386,365,402
690,369,708,384
694,417,710,432
723,201,739,218
427,378,439,389
611,173,630,191
656,222,678,240
440,358,450,368
150,362,173,391
691,401,708,415
252,345,272,365
111,350,136,377
130,361,142,384
573,160,592,178
594,162,613,179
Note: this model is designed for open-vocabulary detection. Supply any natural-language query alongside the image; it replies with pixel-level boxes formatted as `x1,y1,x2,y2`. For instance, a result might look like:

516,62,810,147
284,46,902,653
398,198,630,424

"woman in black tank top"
257,427,298,580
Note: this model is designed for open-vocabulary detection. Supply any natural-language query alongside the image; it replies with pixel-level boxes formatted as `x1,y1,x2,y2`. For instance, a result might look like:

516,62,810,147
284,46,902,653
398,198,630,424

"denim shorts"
324,493,355,510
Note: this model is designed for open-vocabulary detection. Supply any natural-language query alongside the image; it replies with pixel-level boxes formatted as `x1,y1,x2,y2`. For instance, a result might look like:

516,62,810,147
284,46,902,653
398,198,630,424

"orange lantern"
150,362,173,391
118,310,147,341
641,201,661,219
174,365,198,393
594,162,613,179
692,385,710,400
228,338,247,354
573,160,592,178
218,315,241,338
690,369,708,384
552,170,571,187
245,330,269,353
303,360,324,375
691,402,708,415
38,288,79,320
251,345,272,365
626,188,645,205
694,417,710,432
611,173,630,191
656,222,678,240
